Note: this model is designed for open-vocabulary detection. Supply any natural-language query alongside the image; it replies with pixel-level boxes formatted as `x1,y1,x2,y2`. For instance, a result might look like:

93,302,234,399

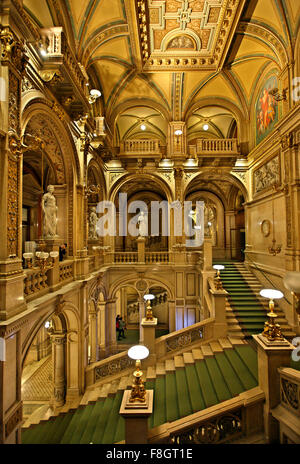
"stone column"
225,211,236,259
50,332,66,408
0,27,27,321
253,334,294,443
168,299,176,333
88,311,97,363
97,302,107,358
106,299,117,352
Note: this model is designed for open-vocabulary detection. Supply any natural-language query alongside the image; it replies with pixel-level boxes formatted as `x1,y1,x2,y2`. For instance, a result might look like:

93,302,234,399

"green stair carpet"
21,343,258,444
217,262,268,337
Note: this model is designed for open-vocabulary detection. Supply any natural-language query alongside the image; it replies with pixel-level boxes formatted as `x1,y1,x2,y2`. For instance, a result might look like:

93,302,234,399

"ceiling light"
128,345,149,361
174,129,182,136
203,124,209,131
140,124,146,131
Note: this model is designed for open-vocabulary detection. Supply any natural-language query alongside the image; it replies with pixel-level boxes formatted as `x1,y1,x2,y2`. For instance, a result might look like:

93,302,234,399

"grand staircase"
218,262,295,339
22,337,258,444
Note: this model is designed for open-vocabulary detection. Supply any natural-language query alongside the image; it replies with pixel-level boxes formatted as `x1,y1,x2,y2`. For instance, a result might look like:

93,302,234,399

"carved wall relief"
253,155,280,194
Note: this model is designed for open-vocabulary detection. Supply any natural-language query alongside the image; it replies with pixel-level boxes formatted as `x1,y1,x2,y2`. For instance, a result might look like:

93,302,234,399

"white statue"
89,207,98,240
42,185,58,238
137,211,148,237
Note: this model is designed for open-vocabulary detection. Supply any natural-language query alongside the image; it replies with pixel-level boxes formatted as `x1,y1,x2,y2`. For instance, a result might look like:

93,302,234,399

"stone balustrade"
121,139,161,155
196,138,239,155
145,252,169,263
86,350,135,386
59,260,74,283
114,252,138,264
148,387,264,444
155,318,215,359
24,268,48,300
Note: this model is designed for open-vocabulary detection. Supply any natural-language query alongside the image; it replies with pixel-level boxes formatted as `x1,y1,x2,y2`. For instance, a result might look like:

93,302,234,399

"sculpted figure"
42,185,58,237
137,211,148,237
89,207,98,240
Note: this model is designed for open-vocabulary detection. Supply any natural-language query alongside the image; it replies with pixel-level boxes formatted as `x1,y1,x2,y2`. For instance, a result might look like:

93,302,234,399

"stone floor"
22,355,52,402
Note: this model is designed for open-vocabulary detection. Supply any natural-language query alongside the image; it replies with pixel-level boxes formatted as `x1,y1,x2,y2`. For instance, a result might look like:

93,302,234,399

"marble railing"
59,260,74,283
155,318,215,359
149,387,264,444
145,252,169,263
24,268,48,299
121,139,161,155
196,138,239,154
278,367,300,416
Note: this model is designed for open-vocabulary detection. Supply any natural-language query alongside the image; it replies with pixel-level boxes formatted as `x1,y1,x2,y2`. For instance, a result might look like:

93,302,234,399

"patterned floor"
22,356,53,401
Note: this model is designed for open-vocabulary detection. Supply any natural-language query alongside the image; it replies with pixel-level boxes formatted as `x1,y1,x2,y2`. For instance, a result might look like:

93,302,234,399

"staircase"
22,337,258,444
218,262,295,339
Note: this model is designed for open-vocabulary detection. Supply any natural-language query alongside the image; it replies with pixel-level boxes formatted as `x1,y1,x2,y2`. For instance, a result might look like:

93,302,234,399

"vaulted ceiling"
23,0,300,148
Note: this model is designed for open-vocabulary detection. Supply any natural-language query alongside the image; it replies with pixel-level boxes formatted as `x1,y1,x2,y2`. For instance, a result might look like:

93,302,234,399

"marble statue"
137,211,148,237
88,207,98,240
42,185,58,238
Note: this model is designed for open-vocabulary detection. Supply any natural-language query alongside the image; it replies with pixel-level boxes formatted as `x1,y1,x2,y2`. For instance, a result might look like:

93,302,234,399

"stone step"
228,337,246,345
200,345,214,357
183,352,194,364
146,366,156,380
99,382,111,399
165,359,175,372
191,348,204,361
174,355,185,368
209,341,223,353
156,362,166,376
218,338,233,349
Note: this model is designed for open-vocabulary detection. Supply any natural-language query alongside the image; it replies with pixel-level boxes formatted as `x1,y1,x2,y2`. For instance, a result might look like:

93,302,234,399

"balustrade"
122,139,160,155
196,138,239,154
59,260,74,283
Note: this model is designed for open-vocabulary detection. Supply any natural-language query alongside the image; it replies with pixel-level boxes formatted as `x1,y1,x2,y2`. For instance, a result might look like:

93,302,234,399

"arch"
87,158,107,201
184,97,249,145
108,273,175,302
108,172,175,204
183,171,249,204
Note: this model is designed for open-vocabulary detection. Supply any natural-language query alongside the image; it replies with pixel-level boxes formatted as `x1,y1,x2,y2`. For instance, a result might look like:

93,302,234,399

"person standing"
118,317,126,340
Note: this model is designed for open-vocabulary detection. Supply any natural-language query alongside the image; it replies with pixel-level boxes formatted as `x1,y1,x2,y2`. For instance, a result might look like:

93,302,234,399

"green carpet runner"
217,262,267,337
22,342,258,444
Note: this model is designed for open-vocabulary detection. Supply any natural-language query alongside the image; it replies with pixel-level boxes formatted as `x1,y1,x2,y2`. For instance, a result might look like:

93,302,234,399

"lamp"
260,288,284,341
128,345,149,403
23,250,59,274
213,264,224,289
283,272,300,315
268,185,282,255
203,124,209,131
143,294,155,321
89,89,101,104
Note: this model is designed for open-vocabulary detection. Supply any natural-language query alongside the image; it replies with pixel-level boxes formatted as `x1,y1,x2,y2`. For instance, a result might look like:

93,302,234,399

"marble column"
51,332,66,408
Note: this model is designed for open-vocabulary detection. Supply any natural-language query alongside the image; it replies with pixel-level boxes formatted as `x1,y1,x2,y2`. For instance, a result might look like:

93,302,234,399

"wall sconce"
128,345,149,403
283,272,300,315
174,129,182,146
89,89,101,104
143,293,155,320
269,87,288,102
213,264,224,289
260,289,284,341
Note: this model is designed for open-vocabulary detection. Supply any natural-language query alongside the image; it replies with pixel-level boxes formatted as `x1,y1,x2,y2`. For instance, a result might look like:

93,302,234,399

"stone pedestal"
253,334,294,443
45,238,61,291
75,249,89,279
137,236,145,263
119,390,154,444
141,317,157,364
210,287,228,339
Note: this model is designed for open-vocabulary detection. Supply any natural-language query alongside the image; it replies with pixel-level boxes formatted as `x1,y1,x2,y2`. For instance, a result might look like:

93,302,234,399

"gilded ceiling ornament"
40,70,64,85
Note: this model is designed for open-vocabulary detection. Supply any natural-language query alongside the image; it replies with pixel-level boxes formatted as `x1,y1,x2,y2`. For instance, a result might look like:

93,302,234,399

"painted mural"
255,75,278,144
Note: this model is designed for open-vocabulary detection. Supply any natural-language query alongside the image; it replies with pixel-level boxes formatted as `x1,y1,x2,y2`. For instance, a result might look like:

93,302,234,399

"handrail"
244,251,291,305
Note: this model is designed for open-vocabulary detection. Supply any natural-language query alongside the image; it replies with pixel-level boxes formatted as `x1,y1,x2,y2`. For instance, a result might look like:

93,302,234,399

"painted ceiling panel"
192,74,240,106
92,60,126,102
285,0,300,33
24,0,54,27
183,71,214,104
150,73,172,106
231,57,270,101
115,76,164,107
84,0,126,42
233,35,273,59
246,0,287,42
90,36,130,63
